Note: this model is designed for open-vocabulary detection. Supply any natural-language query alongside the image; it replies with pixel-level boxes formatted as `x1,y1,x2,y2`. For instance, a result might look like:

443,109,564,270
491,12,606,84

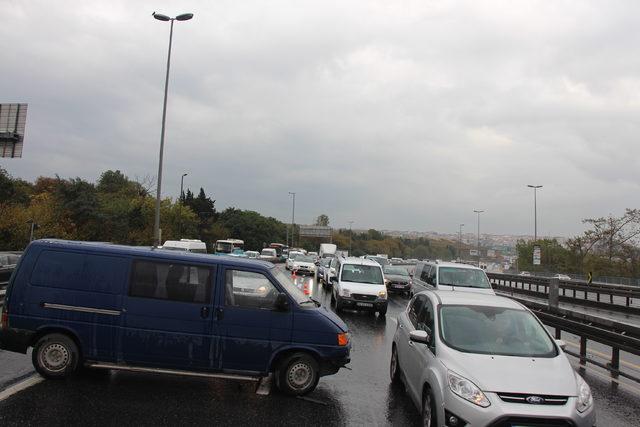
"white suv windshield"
440,305,556,357
438,267,491,289
340,264,383,285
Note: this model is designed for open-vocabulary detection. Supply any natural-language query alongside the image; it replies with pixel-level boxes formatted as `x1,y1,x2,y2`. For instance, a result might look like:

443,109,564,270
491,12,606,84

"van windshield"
216,242,233,253
341,264,383,285
272,268,313,306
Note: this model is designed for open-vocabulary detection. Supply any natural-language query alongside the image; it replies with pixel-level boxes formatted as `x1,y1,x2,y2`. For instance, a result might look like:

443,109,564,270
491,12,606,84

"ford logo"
526,396,545,404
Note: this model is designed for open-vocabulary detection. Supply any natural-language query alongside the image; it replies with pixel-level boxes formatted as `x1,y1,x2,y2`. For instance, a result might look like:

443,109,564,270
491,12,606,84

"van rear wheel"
33,333,80,379
276,352,319,396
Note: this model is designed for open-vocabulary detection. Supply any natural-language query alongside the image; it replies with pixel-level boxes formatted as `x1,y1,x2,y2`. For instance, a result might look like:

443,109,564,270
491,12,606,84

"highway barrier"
488,272,640,315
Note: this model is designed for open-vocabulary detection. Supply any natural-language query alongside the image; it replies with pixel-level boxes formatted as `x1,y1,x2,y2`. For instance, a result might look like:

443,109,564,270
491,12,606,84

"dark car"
383,266,412,295
0,239,351,396
317,257,332,282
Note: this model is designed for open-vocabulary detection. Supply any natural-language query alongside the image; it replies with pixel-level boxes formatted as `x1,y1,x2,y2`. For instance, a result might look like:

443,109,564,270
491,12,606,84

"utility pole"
527,185,543,242
473,210,484,267
289,192,296,247
458,223,464,261
348,221,354,254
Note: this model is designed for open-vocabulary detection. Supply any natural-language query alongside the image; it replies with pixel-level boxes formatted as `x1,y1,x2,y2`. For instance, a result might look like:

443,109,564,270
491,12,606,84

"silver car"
390,290,596,427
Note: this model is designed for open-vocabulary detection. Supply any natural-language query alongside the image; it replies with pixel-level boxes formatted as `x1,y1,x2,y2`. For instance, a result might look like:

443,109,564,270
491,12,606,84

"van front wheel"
276,352,319,396
33,333,80,379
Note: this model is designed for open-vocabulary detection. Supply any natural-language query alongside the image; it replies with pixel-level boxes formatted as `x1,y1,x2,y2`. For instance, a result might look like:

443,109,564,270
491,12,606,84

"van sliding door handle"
200,306,210,319
215,308,224,320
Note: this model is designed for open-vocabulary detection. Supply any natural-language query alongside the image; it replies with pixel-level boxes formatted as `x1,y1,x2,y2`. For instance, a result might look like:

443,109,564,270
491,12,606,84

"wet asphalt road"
1,270,640,426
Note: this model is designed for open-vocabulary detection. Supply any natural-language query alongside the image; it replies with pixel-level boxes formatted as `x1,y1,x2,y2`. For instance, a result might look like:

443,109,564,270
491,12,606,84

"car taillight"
337,332,349,346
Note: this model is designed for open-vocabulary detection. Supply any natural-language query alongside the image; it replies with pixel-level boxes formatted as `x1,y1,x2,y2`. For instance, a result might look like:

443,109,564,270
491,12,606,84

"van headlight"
447,371,490,408
341,289,351,297
378,290,387,299
576,374,593,413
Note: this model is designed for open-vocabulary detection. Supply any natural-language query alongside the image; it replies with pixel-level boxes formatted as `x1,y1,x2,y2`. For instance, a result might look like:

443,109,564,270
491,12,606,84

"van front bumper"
0,327,33,354
320,355,351,376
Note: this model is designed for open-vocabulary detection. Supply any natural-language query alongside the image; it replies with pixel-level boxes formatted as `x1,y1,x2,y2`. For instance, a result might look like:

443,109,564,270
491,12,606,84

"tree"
315,214,330,226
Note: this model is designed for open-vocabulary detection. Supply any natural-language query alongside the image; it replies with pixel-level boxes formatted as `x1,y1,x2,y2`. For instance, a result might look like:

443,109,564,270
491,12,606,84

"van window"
225,270,277,309
129,260,212,304
420,265,431,283
31,250,128,294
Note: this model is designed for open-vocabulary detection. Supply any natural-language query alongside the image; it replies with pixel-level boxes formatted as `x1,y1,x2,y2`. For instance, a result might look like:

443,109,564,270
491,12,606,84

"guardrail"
488,272,640,315
508,294,640,384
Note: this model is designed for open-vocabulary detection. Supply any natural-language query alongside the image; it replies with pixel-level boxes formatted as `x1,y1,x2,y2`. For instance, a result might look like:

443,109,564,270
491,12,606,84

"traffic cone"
303,282,310,295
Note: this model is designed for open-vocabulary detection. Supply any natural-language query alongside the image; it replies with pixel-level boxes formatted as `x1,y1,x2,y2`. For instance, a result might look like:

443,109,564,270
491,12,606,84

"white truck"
319,243,337,259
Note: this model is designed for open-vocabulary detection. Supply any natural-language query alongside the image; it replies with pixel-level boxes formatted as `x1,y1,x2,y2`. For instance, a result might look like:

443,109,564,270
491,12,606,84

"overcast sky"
2,0,639,237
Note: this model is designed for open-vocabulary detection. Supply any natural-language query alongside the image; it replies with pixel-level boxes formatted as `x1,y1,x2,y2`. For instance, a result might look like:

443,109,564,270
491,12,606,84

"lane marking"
0,375,43,403
564,341,640,371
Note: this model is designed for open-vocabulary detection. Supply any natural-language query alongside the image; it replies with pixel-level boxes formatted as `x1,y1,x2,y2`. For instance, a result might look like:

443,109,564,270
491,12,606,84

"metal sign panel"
0,103,28,158
533,245,541,265
299,225,332,238
469,249,479,256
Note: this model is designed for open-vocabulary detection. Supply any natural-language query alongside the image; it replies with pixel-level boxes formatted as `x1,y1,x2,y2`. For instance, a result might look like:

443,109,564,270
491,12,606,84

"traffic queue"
0,239,595,426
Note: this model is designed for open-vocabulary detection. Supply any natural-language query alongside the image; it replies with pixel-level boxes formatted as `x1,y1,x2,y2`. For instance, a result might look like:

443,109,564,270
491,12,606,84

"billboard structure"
299,225,332,239
0,103,28,158
533,245,541,265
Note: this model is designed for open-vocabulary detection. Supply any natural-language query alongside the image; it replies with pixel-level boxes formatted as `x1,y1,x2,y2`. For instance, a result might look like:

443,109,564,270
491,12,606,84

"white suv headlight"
447,371,490,407
576,374,593,413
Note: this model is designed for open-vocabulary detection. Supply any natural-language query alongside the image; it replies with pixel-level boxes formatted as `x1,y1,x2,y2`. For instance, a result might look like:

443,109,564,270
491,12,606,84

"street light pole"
152,12,193,248
180,173,188,202
527,185,543,243
289,192,296,247
458,223,464,261
348,221,354,254
473,210,484,267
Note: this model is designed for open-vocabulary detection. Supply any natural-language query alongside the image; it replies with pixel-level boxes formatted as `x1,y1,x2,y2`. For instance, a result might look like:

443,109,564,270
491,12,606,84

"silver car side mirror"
555,339,567,350
409,329,430,344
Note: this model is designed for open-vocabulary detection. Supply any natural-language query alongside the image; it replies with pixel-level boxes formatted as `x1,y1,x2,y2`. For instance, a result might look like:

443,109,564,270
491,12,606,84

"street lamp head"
182,173,188,177
474,210,484,214
527,184,543,189
152,12,171,21
176,13,194,21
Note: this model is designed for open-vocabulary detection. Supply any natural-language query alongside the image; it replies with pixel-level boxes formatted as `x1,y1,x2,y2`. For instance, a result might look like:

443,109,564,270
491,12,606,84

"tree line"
516,209,640,278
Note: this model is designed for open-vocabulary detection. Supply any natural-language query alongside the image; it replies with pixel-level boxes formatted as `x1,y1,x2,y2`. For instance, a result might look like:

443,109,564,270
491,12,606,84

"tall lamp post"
180,173,188,202
348,221,354,254
152,11,194,247
473,210,484,267
289,192,296,247
458,223,464,261
527,185,543,242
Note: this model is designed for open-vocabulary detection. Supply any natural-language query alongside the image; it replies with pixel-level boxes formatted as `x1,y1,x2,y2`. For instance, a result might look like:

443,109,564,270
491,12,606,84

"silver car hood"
440,348,577,396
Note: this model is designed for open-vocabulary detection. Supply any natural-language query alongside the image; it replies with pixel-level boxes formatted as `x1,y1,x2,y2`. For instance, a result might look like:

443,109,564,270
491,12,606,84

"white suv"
330,257,388,316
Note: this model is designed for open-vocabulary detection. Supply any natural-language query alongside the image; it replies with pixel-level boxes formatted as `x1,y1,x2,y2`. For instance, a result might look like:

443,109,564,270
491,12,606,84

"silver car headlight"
447,371,490,408
576,374,593,413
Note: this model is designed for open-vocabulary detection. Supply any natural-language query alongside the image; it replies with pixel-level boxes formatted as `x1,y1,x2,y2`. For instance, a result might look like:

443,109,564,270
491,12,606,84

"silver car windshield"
438,267,491,288
272,267,313,306
439,305,557,357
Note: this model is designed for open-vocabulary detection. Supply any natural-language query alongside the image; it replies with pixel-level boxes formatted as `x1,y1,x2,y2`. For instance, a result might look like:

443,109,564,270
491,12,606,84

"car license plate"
356,302,373,307
392,284,404,288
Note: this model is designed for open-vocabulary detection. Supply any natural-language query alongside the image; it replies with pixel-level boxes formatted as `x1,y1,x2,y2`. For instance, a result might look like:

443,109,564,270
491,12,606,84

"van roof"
29,239,274,269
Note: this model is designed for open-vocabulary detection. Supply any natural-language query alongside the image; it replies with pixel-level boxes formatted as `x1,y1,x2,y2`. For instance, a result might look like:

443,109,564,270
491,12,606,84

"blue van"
0,240,350,395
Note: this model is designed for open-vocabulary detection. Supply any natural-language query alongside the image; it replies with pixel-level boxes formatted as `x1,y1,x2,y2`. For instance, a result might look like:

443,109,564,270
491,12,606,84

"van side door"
216,267,293,373
120,259,217,369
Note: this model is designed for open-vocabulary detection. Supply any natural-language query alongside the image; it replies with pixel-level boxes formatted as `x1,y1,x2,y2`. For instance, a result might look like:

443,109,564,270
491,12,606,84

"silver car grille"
496,392,568,405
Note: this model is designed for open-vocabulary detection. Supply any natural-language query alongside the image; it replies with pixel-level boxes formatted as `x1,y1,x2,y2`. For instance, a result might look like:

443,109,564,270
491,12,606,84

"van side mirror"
274,293,290,311
330,276,338,284
409,329,431,344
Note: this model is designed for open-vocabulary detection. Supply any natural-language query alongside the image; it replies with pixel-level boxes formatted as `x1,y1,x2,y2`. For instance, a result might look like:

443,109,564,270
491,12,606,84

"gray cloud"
2,0,639,237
